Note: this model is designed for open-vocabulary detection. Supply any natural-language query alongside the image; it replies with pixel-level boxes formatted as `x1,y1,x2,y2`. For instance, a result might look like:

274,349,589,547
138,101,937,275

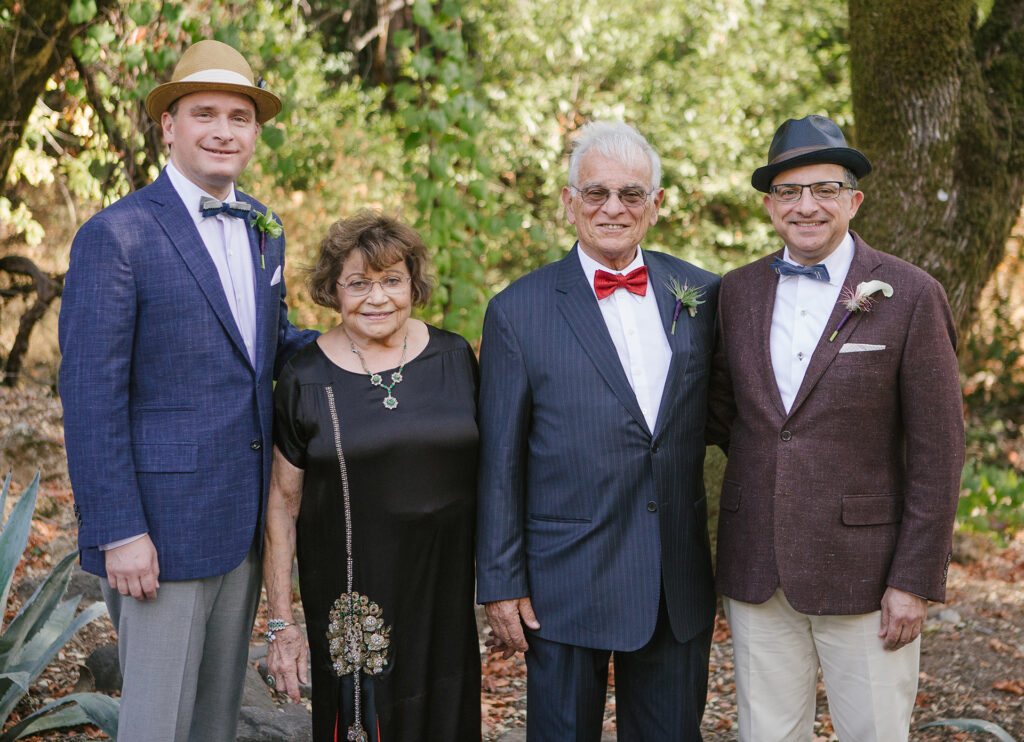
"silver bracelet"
264,619,295,643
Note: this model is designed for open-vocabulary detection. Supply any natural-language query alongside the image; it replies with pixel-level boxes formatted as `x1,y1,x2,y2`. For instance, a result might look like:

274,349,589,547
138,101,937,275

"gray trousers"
101,547,261,742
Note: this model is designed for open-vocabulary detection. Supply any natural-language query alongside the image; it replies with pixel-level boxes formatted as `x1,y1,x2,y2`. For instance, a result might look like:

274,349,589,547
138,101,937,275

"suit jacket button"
647,501,658,512
780,430,792,441
250,440,262,450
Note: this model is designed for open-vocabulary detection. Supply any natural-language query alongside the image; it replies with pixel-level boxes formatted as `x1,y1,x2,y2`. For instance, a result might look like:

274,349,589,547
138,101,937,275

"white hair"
568,120,662,191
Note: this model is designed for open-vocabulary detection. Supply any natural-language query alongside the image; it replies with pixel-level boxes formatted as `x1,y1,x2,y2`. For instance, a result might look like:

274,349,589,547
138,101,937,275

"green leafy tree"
464,0,851,284
390,0,517,338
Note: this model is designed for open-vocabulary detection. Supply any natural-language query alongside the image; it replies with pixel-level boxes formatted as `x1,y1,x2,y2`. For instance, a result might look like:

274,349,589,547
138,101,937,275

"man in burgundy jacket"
708,115,964,741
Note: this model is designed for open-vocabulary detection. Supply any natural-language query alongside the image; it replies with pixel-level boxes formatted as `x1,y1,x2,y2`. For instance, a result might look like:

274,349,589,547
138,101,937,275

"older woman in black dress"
262,211,480,741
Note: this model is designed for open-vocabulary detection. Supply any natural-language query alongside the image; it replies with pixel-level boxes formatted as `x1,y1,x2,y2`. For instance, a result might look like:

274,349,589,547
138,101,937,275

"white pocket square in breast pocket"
270,265,282,286
839,343,886,353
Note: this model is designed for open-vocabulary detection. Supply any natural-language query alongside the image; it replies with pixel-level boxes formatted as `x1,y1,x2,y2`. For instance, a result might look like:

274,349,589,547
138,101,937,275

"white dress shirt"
166,162,258,366
578,246,672,432
102,164,259,552
770,233,854,413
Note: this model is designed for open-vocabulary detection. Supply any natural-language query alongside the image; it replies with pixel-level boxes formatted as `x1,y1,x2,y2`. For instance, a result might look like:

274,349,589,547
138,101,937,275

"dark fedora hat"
751,115,871,192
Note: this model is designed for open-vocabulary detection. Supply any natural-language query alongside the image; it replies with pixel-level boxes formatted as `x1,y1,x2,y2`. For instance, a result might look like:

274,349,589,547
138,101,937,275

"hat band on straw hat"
177,68,254,87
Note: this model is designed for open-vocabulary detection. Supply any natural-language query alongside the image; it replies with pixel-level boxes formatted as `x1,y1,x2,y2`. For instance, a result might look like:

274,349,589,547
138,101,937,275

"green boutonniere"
666,276,705,334
251,210,283,269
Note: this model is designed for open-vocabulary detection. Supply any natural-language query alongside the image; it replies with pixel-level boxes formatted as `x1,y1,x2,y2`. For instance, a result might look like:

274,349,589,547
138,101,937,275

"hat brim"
751,147,872,193
145,81,282,125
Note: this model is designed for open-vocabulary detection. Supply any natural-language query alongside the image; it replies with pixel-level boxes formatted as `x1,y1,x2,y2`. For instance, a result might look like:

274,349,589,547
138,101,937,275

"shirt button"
800,310,807,317
797,352,804,361
780,430,792,442
647,501,658,512
250,440,262,450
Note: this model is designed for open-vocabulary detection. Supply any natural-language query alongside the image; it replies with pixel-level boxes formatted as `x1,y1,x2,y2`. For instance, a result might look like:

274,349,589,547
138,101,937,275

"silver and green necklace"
346,330,408,410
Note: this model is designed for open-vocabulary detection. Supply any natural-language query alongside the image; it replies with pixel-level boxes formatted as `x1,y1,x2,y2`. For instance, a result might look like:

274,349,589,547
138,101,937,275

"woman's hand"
266,624,309,703
263,448,307,702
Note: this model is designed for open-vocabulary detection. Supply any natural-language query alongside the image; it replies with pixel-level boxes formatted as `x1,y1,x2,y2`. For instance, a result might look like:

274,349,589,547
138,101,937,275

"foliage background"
1,0,1023,539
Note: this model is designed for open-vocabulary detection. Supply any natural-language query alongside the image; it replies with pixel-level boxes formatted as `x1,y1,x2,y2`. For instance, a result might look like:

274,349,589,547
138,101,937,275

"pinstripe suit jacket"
59,170,317,580
708,234,964,614
477,245,719,650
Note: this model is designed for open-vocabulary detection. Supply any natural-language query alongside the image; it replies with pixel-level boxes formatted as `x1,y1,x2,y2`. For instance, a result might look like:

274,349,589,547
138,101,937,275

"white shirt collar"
577,243,646,301
165,161,239,228
781,232,855,288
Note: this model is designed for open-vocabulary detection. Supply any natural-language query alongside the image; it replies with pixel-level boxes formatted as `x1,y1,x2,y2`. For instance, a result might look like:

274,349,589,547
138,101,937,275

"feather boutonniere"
828,280,894,342
665,277,705,334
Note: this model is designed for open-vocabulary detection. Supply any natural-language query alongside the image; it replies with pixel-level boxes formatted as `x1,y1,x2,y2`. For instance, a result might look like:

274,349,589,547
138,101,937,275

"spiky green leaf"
0,474,40,627
0,692,119,742
919,719,1017,742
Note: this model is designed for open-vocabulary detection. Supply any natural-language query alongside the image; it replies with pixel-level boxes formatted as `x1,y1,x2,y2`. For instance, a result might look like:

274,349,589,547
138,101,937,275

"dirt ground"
3,388,1023,740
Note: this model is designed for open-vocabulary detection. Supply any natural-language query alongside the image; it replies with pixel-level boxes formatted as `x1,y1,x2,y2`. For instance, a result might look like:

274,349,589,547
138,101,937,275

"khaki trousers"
724,589,920,742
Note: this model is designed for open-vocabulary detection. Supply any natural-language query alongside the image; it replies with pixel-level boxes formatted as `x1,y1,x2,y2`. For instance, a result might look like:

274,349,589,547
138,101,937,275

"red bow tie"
594,266,648,300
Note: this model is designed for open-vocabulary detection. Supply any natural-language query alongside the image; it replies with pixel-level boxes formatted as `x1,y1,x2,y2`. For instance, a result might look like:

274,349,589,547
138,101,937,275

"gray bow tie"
770,257,830,282
199,196,252,220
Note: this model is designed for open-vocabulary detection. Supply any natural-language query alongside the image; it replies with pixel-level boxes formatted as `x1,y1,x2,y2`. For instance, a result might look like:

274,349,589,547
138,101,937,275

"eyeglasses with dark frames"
769,181,853,202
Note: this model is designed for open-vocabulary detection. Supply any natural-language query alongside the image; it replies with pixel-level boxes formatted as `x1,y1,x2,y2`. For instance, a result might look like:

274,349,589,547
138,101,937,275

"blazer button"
651,443,660,454
647,501,658,512
780,430,792,442
250,440,262,450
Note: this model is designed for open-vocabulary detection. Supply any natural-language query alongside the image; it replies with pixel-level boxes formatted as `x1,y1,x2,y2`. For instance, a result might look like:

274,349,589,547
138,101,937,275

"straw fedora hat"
145,40,281,125
751,115,871,193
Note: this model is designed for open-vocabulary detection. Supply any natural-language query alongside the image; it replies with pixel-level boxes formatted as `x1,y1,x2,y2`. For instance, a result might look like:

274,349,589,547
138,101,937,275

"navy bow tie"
770,257,830,282
199,196,252,220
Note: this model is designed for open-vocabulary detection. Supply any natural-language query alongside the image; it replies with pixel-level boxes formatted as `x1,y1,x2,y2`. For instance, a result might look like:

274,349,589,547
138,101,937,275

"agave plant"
0,472,118,741
920,718,1018,741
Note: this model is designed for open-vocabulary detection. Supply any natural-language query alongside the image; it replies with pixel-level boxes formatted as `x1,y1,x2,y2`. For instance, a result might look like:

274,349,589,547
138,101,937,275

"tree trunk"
849,0,1024,335
0,256,63,387
1,0,75,185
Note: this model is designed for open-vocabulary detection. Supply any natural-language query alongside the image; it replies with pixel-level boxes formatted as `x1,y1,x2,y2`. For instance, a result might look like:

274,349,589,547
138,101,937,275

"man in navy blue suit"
59,40,316,741
477,120,720,740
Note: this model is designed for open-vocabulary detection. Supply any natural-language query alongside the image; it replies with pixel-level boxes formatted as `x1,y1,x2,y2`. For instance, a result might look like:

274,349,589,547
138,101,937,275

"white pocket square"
270,265,282,286
839,343,886,353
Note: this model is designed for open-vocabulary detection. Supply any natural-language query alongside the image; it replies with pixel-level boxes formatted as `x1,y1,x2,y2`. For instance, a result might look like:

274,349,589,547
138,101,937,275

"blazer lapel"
241,197,270,372
648,254,690,438
787,238,881,416
150,174,253,367
555,246,649,434
757,253,788,418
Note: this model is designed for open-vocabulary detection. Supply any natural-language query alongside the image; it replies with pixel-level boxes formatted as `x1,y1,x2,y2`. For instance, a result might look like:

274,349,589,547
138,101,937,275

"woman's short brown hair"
307,210,433,311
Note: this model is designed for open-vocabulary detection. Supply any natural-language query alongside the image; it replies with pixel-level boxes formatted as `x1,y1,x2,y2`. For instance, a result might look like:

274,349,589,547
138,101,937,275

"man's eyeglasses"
769,182,853,202
571,185,652,207
337,275,411,296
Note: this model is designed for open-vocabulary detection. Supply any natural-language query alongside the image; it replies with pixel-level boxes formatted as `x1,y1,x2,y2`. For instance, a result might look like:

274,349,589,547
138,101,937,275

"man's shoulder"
80,178,169,230
721,251,776,287
858,240,933,279
853,234,947,295
645,249,720,288
490,256,564,305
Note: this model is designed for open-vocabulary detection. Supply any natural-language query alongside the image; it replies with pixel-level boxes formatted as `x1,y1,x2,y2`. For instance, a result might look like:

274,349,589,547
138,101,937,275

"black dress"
273,325,481,741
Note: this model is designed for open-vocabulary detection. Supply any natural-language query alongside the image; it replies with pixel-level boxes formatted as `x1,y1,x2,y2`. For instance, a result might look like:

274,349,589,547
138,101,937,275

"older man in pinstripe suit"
477,120,720,741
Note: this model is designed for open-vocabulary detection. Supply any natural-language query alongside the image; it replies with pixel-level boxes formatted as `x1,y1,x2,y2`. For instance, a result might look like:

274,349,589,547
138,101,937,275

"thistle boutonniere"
828,279,894,342
251,210,283,269
665,277,705,334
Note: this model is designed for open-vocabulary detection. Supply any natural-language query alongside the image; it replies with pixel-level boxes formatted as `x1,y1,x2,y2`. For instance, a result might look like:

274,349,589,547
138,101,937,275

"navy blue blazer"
59,170,317,580
476,245,719,651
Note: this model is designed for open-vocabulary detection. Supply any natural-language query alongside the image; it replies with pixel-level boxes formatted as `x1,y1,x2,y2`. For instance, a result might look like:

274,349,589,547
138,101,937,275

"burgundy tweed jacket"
708,232,964,615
